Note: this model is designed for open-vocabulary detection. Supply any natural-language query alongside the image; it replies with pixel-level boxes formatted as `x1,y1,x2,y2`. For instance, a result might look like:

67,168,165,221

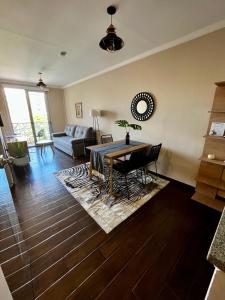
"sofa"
52,124,96,157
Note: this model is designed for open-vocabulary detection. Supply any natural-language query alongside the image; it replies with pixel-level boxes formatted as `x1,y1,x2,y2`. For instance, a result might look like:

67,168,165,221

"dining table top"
86,140,149,160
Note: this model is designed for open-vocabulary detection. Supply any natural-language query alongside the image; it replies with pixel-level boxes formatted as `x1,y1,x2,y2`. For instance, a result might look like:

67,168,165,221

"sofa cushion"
65,125,76,137
74,126,93,139
53,136,72,148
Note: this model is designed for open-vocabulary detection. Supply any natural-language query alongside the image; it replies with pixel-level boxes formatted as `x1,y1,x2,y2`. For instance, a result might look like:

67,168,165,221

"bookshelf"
192,82,225,212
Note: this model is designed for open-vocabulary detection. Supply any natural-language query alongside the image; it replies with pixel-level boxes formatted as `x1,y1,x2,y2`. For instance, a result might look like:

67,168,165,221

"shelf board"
192,192,224,212
200,156,225,166
196,174,225,191
203,135,225,140
208,111,225,113
215,81,225,87
196,175,220,189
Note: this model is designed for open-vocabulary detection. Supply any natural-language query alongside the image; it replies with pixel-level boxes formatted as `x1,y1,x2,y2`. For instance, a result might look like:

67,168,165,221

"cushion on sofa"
74,126,93,139
53,136,72,147
65,125,76,137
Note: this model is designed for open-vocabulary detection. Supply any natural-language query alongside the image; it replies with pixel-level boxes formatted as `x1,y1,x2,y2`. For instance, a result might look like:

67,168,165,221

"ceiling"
0,0,225,88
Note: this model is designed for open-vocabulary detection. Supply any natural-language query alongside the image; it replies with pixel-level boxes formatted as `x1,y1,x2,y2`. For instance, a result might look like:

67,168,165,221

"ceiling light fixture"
36,72,47,89
99,5,124,52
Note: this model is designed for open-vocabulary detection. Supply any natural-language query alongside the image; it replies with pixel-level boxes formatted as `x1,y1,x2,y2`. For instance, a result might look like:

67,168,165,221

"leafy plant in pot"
115,120,142,145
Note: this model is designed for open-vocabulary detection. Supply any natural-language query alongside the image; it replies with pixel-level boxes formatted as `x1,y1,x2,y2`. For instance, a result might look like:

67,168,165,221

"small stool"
36,140,55,157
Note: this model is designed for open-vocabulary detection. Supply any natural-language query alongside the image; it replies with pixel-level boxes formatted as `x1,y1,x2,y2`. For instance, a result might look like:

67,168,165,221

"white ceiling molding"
64,19,225,88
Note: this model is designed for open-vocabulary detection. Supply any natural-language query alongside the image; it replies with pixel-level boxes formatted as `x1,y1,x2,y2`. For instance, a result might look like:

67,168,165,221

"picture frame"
75,102,83,118
209,122,225,136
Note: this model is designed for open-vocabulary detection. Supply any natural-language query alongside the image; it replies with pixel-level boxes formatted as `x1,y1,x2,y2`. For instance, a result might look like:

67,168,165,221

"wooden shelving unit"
192,82,225,212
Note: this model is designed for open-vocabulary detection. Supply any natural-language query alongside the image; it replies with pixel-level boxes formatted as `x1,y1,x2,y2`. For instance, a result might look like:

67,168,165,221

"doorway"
4,87,51,146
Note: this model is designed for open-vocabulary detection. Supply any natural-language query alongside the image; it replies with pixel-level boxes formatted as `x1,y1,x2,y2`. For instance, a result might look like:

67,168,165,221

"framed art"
75,102,83,118
209,122,225,136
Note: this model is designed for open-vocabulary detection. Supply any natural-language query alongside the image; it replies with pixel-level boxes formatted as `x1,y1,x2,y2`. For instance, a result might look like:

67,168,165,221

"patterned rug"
55,163,169,233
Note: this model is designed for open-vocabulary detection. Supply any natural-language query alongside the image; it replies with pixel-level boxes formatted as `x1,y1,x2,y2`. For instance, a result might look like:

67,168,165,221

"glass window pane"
4,88,34,145
28,92,50,141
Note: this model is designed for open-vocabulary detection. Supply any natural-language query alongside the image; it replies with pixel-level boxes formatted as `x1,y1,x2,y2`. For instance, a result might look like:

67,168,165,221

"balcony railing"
12,122,51,146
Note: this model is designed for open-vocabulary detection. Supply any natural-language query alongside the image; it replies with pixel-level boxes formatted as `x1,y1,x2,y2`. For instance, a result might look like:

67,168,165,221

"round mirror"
137,100,147,114
131,92,155,121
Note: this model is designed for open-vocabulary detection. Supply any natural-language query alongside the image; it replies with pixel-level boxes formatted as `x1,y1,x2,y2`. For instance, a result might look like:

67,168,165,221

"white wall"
47,88,65,132
63,28,225,186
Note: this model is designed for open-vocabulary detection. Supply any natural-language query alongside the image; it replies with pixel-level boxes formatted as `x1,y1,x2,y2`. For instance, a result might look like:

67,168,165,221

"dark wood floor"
0,147,220,300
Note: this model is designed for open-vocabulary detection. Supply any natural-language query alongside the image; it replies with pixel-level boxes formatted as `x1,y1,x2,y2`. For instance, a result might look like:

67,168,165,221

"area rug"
55,163,169,233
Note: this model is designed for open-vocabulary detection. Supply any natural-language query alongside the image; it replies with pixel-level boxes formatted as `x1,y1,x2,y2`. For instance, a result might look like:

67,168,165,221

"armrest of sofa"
52,132,66,137
71,138,85,157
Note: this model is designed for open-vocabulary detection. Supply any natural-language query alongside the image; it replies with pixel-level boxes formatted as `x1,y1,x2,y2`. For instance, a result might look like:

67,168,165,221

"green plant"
8,142,27,158
115,120,142,132
37,129,46,140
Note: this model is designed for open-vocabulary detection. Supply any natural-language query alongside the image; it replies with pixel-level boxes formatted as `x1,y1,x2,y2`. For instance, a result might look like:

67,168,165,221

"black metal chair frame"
112,143,162,198
112,150,148,199
101,134,113,144
143,143,162,182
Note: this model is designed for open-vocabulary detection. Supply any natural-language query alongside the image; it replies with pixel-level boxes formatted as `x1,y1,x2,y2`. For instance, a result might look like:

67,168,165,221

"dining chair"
112,150,147,199
144,143,162,181
101,134,113,144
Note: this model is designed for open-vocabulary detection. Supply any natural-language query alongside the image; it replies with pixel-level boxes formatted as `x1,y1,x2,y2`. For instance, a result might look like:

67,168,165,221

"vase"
126,132,130,145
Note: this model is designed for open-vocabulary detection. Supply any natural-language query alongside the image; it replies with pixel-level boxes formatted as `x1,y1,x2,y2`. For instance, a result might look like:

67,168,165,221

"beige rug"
55,163,169,233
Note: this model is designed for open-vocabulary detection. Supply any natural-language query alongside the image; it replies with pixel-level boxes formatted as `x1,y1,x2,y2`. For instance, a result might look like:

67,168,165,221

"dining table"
86,140,149,196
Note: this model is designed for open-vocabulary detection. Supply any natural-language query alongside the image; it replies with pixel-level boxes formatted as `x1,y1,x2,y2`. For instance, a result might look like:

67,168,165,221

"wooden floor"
0,147,220,300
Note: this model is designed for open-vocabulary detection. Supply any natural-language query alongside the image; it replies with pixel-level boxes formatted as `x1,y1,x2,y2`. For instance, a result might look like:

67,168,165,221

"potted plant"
115,120,142,145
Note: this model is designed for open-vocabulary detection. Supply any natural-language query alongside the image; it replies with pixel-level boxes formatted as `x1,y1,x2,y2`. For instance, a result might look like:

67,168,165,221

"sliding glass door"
4,88,51,146
28,91,51,142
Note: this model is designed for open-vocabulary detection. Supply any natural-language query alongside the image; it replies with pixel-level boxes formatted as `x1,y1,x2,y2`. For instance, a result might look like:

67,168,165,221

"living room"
0,1,225,299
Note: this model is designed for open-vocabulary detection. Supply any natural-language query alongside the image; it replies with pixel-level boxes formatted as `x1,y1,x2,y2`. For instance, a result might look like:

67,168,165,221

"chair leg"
144,167,147,185
124,174,130,199
154,161,158,180
84,162,88,175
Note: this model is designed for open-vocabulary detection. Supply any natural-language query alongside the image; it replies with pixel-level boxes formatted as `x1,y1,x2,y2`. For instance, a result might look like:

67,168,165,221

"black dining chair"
144,143,162,180
112,150,148,199
101,134,113,144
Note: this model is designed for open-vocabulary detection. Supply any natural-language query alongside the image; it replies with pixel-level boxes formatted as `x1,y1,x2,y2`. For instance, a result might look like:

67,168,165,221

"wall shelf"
192,192,224,212
196,175,225,190
208,111,225,113
215,81,225,87
200,156,225,166
203,135,225,140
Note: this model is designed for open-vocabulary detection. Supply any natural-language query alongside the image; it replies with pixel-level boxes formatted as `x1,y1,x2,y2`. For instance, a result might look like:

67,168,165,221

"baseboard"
148,170,195,193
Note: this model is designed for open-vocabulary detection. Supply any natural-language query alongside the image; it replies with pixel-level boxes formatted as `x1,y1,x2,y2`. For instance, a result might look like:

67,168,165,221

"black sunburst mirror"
131,92,155,121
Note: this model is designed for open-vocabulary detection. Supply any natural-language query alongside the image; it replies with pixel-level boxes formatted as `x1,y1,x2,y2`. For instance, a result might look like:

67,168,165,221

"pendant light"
99,6,124,52
36,72,47,89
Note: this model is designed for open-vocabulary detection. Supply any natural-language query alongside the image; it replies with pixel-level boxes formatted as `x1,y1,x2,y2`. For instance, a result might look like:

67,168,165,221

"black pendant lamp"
99,6,124,52
36,72,47,89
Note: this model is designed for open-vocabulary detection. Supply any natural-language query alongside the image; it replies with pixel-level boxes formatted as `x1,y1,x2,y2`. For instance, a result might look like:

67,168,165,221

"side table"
36,140,55,157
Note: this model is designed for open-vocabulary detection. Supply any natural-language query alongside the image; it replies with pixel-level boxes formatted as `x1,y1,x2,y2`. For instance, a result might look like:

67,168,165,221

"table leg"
109,158,113,196
89,152,93,180
40,144,43,157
